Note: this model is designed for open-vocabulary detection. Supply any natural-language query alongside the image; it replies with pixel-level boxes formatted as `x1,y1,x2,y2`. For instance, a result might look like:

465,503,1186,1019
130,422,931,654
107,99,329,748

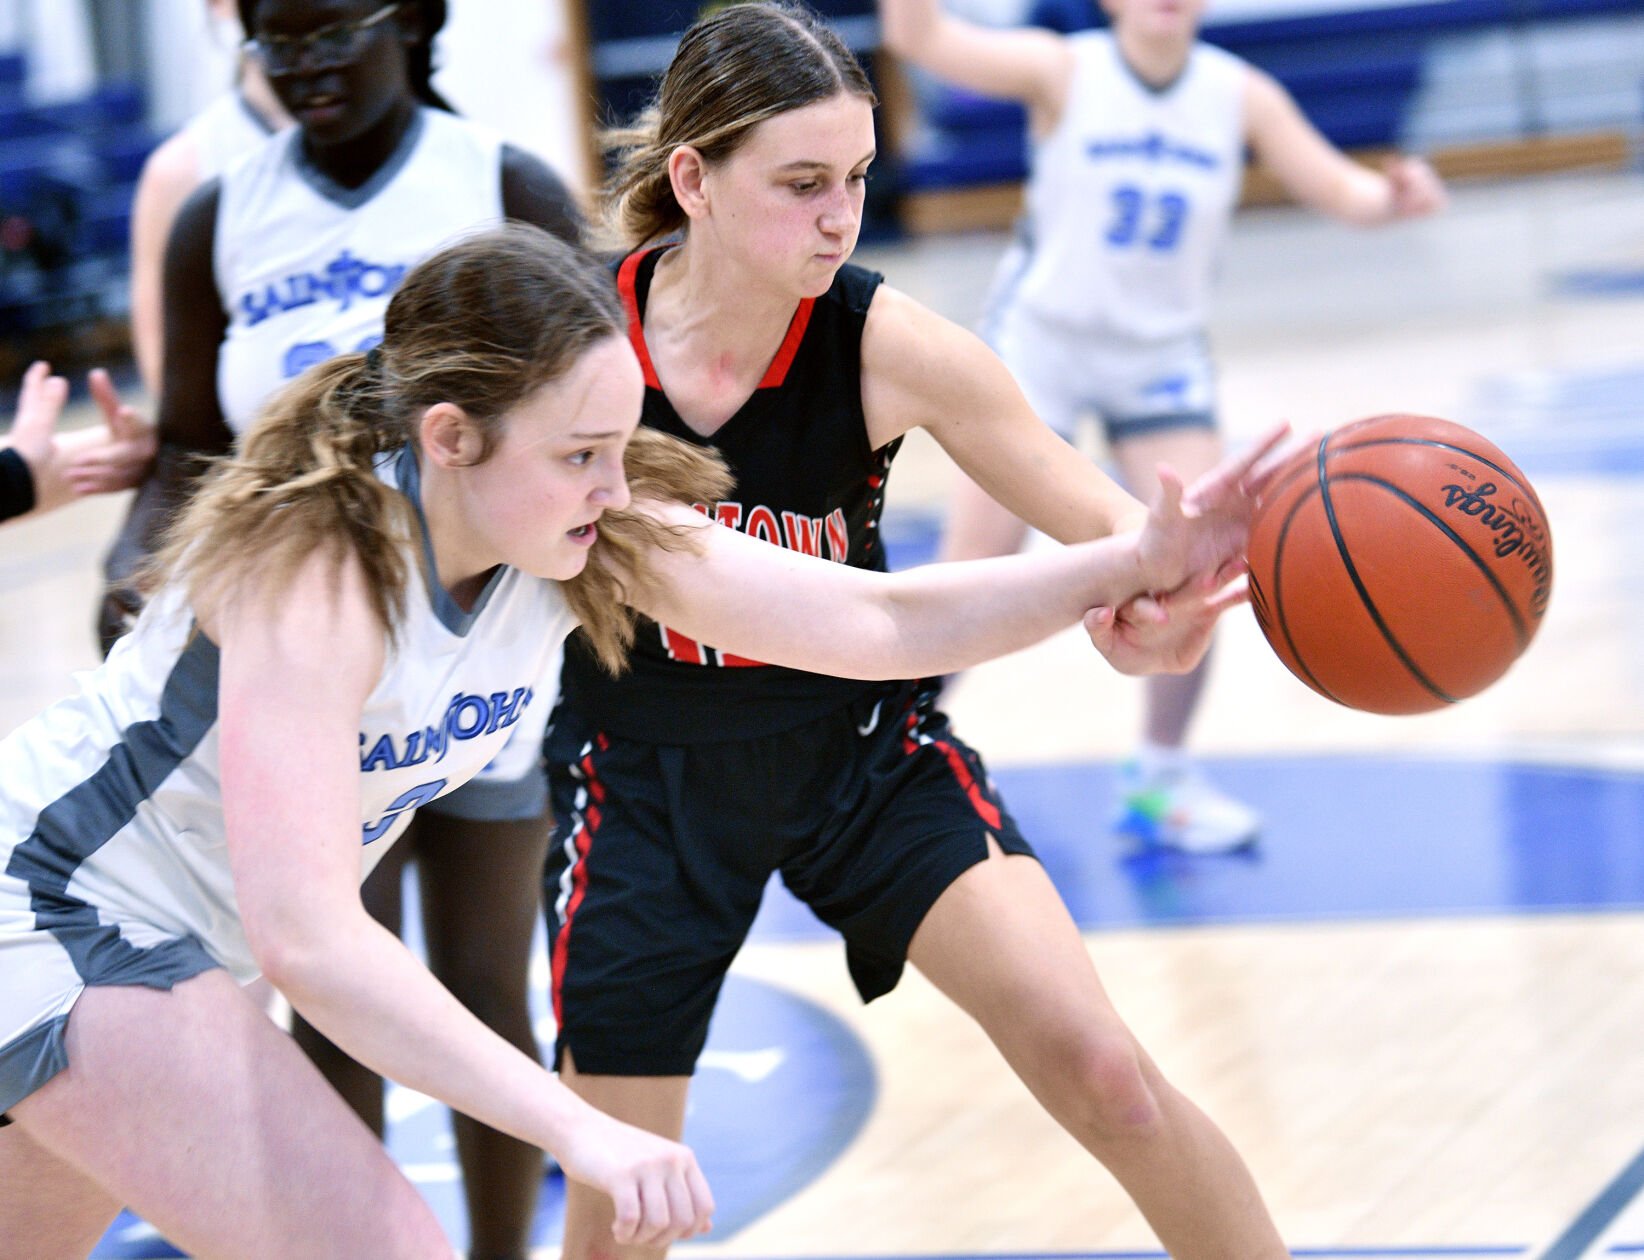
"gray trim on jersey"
5,631,224,988
0,1015,69,1121
394,444,506,636
234,88,279,138
421,769,548,821
0,628,226,1116
1102,407,1217,442
292,105,428,210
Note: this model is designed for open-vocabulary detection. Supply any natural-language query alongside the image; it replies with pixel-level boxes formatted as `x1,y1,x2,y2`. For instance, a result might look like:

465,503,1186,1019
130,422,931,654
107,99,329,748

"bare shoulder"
136,128,204,204
204,544,386,696
862,283,955,371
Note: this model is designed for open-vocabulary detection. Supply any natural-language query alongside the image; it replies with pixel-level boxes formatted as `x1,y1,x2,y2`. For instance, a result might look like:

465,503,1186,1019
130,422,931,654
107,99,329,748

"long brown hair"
600,1,876,248
155,223,728,671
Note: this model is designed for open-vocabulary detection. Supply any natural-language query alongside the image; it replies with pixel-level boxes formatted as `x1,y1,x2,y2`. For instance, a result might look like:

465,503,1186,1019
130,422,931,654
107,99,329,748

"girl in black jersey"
543,4,1289,1257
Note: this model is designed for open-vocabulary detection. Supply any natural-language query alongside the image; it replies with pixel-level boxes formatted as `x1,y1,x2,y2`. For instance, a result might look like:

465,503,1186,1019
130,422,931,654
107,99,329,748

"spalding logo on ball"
1247,414,1553,715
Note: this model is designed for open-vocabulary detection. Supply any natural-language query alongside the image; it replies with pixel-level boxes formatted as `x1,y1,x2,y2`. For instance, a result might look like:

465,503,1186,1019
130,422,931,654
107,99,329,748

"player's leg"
907,848,1286,1257
4,969,449,1258
0,1120,123,1257
1111,420,1224,742
937,305,1085,566
805,690,1281,1254
937,471,1034,563
558,1055,692,1260
417,805,554,1260
289,830,410,1135
1104,346,1257,853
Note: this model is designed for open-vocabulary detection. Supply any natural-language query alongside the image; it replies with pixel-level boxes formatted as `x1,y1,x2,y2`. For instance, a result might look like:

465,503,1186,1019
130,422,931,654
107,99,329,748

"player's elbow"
242,901,343,998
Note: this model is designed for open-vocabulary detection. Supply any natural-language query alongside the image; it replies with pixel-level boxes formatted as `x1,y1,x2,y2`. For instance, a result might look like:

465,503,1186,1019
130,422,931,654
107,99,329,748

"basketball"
1246,414,1554,715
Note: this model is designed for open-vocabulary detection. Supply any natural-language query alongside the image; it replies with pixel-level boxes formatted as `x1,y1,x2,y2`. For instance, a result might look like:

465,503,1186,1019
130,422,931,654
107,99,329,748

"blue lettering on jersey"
1084,131,1219,170
362,778,448,844
358,687,534,772
238,249,411,328
1103,185,1193,253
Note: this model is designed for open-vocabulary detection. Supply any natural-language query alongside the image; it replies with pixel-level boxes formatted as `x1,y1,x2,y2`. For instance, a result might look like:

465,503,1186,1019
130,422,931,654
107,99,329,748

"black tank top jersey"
557,246,900,742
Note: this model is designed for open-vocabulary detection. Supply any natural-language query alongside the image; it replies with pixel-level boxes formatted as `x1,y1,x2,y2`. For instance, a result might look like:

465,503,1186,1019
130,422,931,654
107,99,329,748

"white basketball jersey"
992,32,1248,342
213,108,505,434
183,89,284,182
0,445,574,983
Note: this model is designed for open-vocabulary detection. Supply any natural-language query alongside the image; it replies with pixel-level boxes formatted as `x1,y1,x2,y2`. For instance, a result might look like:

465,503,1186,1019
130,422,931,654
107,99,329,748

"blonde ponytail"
151,352,417,638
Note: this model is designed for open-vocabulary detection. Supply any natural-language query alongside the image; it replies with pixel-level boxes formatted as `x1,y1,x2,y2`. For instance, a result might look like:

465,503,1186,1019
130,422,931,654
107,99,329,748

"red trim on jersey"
662,625,706,664
902,711,1004,831
549,744,606,1025
617,250,662,389
757,298,815,389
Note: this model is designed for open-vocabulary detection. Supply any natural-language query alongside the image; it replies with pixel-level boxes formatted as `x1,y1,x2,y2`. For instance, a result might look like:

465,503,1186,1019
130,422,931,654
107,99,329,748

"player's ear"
669,145,710,220
419,402,485,469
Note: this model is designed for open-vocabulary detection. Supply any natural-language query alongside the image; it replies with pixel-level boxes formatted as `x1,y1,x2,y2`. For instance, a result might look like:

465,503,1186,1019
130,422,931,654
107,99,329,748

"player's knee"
1056,1032,1163,1144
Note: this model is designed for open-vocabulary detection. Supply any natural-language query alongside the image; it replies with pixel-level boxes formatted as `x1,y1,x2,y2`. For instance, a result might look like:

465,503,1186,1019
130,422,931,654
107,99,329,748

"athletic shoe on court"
1112,760,1260,854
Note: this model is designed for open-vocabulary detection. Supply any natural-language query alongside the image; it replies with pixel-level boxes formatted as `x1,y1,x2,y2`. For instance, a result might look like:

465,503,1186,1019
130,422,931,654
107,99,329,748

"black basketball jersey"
557,246,899,742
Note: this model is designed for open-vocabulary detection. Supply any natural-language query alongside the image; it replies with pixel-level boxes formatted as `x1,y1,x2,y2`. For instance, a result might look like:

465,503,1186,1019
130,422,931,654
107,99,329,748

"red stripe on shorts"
901,710,1004,831
549,745,605,1026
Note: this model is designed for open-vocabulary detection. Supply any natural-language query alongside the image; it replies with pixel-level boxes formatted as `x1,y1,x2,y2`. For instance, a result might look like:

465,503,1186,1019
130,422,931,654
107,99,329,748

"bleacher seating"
0,53,155,340
899,0,1644,201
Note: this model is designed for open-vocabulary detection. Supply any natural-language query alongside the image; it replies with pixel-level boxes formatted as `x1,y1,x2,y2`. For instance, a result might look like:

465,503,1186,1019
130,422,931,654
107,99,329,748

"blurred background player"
127,0,291,399
94,3,581,1255
880,0,1447,852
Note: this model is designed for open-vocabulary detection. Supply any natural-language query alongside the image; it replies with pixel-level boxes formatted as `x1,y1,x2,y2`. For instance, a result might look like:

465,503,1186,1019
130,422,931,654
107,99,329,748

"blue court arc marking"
91,972,876,1257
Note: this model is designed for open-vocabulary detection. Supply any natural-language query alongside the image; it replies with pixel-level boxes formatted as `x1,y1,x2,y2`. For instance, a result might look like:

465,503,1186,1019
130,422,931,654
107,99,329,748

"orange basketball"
1246,415,1554,715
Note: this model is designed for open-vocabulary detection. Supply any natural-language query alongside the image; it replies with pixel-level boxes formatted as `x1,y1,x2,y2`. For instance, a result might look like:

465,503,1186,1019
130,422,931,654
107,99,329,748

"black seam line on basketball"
1268,462,1346,706
1326,437,1546,513
1316,444,1459,707
1329,473,1530,649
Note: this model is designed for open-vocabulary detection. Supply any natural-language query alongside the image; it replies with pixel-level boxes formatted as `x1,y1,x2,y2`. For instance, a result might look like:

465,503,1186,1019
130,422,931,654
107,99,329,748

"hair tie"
364,344,384,375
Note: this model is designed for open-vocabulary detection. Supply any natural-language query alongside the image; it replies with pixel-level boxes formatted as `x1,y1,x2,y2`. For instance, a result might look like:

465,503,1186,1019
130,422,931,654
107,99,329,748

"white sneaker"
1112,761,1260,854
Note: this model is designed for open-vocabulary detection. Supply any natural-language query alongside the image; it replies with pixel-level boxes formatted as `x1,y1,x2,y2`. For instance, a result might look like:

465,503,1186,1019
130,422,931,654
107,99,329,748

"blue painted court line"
1539,1143,1644,1260
1553,268,1644,297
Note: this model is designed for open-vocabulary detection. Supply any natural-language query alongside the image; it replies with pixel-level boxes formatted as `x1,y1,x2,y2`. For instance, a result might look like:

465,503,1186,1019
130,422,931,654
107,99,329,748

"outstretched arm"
1245,69,1447,225
878,0,1074,125
626,428,1286,680
215,552,714,1248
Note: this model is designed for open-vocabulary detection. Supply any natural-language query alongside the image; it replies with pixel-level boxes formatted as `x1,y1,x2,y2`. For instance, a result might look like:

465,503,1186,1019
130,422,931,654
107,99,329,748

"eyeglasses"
243,3,404,76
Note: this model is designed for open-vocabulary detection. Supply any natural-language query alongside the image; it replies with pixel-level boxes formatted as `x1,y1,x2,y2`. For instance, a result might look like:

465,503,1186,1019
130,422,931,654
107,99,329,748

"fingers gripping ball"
1247,415,1553,715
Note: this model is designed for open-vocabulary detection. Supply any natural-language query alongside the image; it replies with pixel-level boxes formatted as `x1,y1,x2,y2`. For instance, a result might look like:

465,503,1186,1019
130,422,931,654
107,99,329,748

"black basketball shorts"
542,678,1034,1077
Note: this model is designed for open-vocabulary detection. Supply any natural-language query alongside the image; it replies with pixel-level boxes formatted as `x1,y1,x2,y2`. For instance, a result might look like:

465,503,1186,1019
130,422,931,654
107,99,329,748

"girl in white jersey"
128,0,291,399
0,222,1279,1260
882,0,1447,852
98,4,583,1250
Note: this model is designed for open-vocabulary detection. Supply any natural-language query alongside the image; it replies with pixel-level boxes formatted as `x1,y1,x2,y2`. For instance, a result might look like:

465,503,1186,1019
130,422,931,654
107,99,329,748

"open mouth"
294,93,346,117
568,522,598,540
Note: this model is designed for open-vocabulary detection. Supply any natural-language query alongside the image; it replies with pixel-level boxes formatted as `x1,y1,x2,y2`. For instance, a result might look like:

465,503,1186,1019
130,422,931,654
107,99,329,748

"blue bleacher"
0,66,152,337
900,0,1644,197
